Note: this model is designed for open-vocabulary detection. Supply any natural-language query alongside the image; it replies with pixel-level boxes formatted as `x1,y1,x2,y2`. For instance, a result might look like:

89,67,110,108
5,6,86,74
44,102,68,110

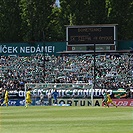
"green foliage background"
0,0,133,42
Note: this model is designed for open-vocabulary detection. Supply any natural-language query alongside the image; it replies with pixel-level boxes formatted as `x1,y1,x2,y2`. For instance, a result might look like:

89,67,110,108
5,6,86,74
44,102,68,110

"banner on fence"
1,98,133,106
108,99,133,106
7,88,131,99
0,42,66,56
52,99,102,106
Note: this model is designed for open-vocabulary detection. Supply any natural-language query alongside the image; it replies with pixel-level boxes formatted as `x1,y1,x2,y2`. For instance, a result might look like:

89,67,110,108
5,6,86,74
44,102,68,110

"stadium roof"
57,50,132,54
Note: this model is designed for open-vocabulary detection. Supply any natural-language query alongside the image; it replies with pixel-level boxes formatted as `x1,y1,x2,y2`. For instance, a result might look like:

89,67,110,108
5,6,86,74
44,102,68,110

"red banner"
108,99,133,107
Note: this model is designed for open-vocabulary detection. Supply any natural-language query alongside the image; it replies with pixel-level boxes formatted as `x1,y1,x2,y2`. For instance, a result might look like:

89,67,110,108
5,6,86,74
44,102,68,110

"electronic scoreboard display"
66,25,117,46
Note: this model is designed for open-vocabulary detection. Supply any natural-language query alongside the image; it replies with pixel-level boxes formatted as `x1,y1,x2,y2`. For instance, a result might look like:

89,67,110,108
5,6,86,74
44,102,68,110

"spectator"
0,53,132,93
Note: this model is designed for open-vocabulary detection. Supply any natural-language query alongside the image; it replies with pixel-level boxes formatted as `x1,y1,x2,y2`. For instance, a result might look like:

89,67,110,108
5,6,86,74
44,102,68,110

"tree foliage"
0,0,133,42
107,0,133,40
0,0,22,42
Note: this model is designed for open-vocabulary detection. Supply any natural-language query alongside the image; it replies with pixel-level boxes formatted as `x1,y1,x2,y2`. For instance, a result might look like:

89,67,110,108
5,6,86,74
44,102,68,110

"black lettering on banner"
67,100,72,106
88,101,92,106
59,100,65,104
52,99,102,106
95,100,100,106
74,100,78,106
80,100,85,106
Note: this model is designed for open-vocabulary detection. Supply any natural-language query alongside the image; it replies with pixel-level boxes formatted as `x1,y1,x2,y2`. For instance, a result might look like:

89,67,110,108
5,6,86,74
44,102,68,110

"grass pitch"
0,106,132,133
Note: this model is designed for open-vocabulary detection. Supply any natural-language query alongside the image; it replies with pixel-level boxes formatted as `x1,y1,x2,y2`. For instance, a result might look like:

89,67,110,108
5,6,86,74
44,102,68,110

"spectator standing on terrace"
0,53,132,92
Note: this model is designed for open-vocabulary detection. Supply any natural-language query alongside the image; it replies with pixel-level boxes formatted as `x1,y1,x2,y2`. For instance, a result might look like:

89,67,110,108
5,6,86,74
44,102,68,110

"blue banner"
5,98,48,106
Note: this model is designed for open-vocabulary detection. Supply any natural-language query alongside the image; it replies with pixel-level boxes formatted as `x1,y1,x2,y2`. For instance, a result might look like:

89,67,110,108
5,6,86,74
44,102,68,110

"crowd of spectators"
0,54,45,90
0,53,133,92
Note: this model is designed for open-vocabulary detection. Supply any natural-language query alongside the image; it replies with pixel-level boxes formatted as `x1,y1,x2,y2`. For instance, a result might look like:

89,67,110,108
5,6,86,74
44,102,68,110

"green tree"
0,0,22,42
60,0,91,26
48,7,65,41
127,1,133,39
60,0,107,25
89,0,107,24
107,0,132,40
59,0,92,41
0,0,133,42
21,0,55,42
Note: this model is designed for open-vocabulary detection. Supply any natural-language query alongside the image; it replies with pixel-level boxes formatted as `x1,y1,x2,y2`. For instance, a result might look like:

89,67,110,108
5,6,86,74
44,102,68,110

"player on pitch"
1,89,9,107
25,88,32,108
102,91,109,107
107,92,117,108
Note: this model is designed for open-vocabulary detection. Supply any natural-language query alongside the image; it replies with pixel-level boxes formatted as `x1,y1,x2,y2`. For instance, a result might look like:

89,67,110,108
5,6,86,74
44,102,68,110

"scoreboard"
66,24,117,51
66,25,117,46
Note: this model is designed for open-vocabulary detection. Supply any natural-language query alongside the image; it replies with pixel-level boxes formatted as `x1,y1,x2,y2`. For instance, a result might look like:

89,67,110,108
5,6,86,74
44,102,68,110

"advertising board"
108,99,133,107
52,99,102,106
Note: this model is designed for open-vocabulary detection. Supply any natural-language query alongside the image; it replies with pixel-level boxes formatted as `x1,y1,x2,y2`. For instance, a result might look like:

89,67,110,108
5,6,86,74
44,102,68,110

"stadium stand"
0,53,132,92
